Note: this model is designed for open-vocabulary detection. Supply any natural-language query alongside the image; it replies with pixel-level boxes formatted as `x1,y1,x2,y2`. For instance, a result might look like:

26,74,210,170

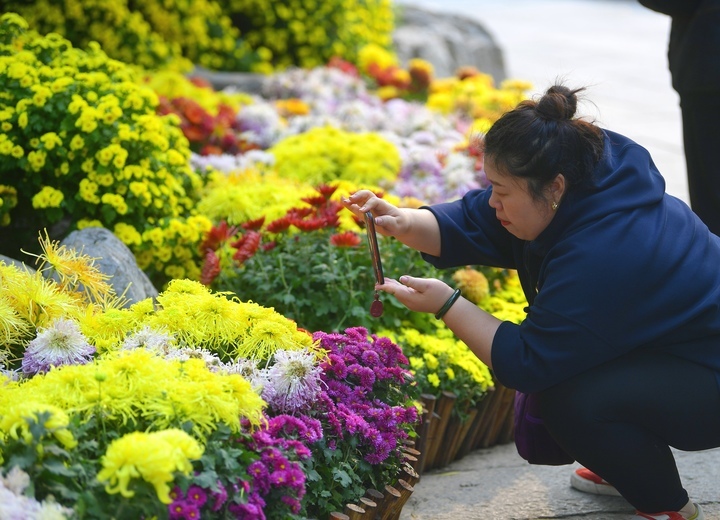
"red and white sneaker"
633,503,704,520
570,467,622,497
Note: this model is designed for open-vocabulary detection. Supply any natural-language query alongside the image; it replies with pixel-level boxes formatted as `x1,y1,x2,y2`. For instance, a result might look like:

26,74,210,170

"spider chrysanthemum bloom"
24,230,115,304
21,318,95,375
2,265,83,329
262,348,324,414
0,293,32,355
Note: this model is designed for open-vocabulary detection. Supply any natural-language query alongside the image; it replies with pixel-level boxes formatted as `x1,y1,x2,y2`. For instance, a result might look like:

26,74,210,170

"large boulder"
393,4,507,82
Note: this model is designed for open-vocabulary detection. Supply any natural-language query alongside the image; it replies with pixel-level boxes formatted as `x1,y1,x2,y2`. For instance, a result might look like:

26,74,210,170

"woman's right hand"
342,190,409,237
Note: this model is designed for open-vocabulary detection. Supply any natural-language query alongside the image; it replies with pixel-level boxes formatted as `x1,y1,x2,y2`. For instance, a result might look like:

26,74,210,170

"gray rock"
190,66,265,94
60,227,158,306
393,4,507,82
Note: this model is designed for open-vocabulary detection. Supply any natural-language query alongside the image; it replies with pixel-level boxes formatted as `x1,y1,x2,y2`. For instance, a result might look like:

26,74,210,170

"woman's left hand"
377,276,455,315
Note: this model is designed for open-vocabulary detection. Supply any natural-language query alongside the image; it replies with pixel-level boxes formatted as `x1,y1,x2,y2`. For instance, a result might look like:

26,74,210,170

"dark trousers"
536,349,720,513
680,93,720,236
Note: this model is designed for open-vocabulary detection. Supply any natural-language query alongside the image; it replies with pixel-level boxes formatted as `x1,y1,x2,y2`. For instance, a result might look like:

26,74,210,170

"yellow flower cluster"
2,0,255,72
0,14,207,288
269,126,401,188
385,326,494,415
427,74,533,134
480,271,528,325
197,170,399,238
197,169,319,227
0,262,84,339
12,348,265,437
221,0,395,71
137,279,315,361
97,429,203,503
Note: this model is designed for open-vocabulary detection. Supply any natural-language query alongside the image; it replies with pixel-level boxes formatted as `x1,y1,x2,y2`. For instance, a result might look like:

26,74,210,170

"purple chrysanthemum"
22,318,95,375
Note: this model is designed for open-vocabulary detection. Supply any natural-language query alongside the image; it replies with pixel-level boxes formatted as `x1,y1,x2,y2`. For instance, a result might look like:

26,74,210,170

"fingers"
342,190,377,214
397,275,428,293
376,278,405,295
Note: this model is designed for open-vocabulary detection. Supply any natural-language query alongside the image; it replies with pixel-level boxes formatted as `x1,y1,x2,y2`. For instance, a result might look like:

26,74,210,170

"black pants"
680,93,720,236
536,349,720,513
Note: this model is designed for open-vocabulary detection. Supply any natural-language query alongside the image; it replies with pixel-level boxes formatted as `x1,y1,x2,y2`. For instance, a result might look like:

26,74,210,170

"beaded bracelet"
434,289,462,320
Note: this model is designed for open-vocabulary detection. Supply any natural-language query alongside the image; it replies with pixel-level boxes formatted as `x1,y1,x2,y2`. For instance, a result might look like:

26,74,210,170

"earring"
551,201,558,211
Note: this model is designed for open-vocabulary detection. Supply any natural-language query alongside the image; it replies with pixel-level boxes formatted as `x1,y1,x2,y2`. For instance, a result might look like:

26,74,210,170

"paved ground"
396,1,718,519
399,443,720,520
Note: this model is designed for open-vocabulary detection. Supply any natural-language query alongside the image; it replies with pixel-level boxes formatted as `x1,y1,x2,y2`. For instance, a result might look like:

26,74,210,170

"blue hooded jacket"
422,130,720,393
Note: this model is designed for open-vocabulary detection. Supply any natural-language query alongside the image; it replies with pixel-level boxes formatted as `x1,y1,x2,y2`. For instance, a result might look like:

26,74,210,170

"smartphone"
364,211,384,317
364,211,384,285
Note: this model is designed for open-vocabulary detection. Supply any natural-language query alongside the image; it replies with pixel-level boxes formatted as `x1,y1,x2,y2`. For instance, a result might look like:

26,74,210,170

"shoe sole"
570,471,623,497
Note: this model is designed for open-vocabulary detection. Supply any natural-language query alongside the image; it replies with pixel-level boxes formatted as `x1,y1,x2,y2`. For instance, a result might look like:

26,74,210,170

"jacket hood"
532,129,667,252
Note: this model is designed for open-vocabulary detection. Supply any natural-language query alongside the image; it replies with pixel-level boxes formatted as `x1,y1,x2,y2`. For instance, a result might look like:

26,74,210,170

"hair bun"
535,85,579,121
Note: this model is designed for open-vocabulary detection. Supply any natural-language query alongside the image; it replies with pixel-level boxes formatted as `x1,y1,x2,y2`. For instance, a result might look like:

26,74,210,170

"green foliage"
302,437,369,515
213,226,449,335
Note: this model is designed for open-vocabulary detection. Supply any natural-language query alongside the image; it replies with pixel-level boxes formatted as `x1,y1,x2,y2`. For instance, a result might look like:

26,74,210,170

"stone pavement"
395,1,719,519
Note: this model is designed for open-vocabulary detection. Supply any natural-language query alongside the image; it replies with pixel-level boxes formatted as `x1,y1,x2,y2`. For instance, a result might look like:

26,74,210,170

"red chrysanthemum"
232,231,262,264
300,195,328,207
200,249,221,286
199,221,238,253
267,217,292,234
242,217,266,231
330,231,362,248
316,184,338,199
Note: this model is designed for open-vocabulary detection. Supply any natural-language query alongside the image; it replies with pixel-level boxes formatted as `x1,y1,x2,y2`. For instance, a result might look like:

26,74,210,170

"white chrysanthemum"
0,468,72,519
21,318,95,375
122,327,224,369
260,349,323,414
1,466,29,495
190,150,275,175
222,358,266,393
121,326,175,353
165,346,223,370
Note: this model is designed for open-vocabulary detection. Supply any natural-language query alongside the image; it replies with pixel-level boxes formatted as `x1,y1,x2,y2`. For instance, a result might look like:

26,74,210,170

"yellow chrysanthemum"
0,402,77,451
24,231,116,304
97,429,202,503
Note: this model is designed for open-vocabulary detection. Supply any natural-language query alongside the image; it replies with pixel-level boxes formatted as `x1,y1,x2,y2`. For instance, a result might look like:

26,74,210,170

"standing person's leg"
536,350,720,513
680,93,720,236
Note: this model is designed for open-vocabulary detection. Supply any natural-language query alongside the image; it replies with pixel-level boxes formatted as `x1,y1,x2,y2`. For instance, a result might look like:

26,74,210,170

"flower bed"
0,242,419,518
0,8,534,518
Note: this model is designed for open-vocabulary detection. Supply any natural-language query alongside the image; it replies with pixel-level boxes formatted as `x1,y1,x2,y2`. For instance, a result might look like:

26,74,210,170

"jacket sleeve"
638,0,702,16
420,188,517,269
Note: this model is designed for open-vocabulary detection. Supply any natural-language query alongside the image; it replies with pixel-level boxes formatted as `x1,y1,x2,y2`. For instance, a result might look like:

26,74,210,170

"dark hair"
482,84,605,201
